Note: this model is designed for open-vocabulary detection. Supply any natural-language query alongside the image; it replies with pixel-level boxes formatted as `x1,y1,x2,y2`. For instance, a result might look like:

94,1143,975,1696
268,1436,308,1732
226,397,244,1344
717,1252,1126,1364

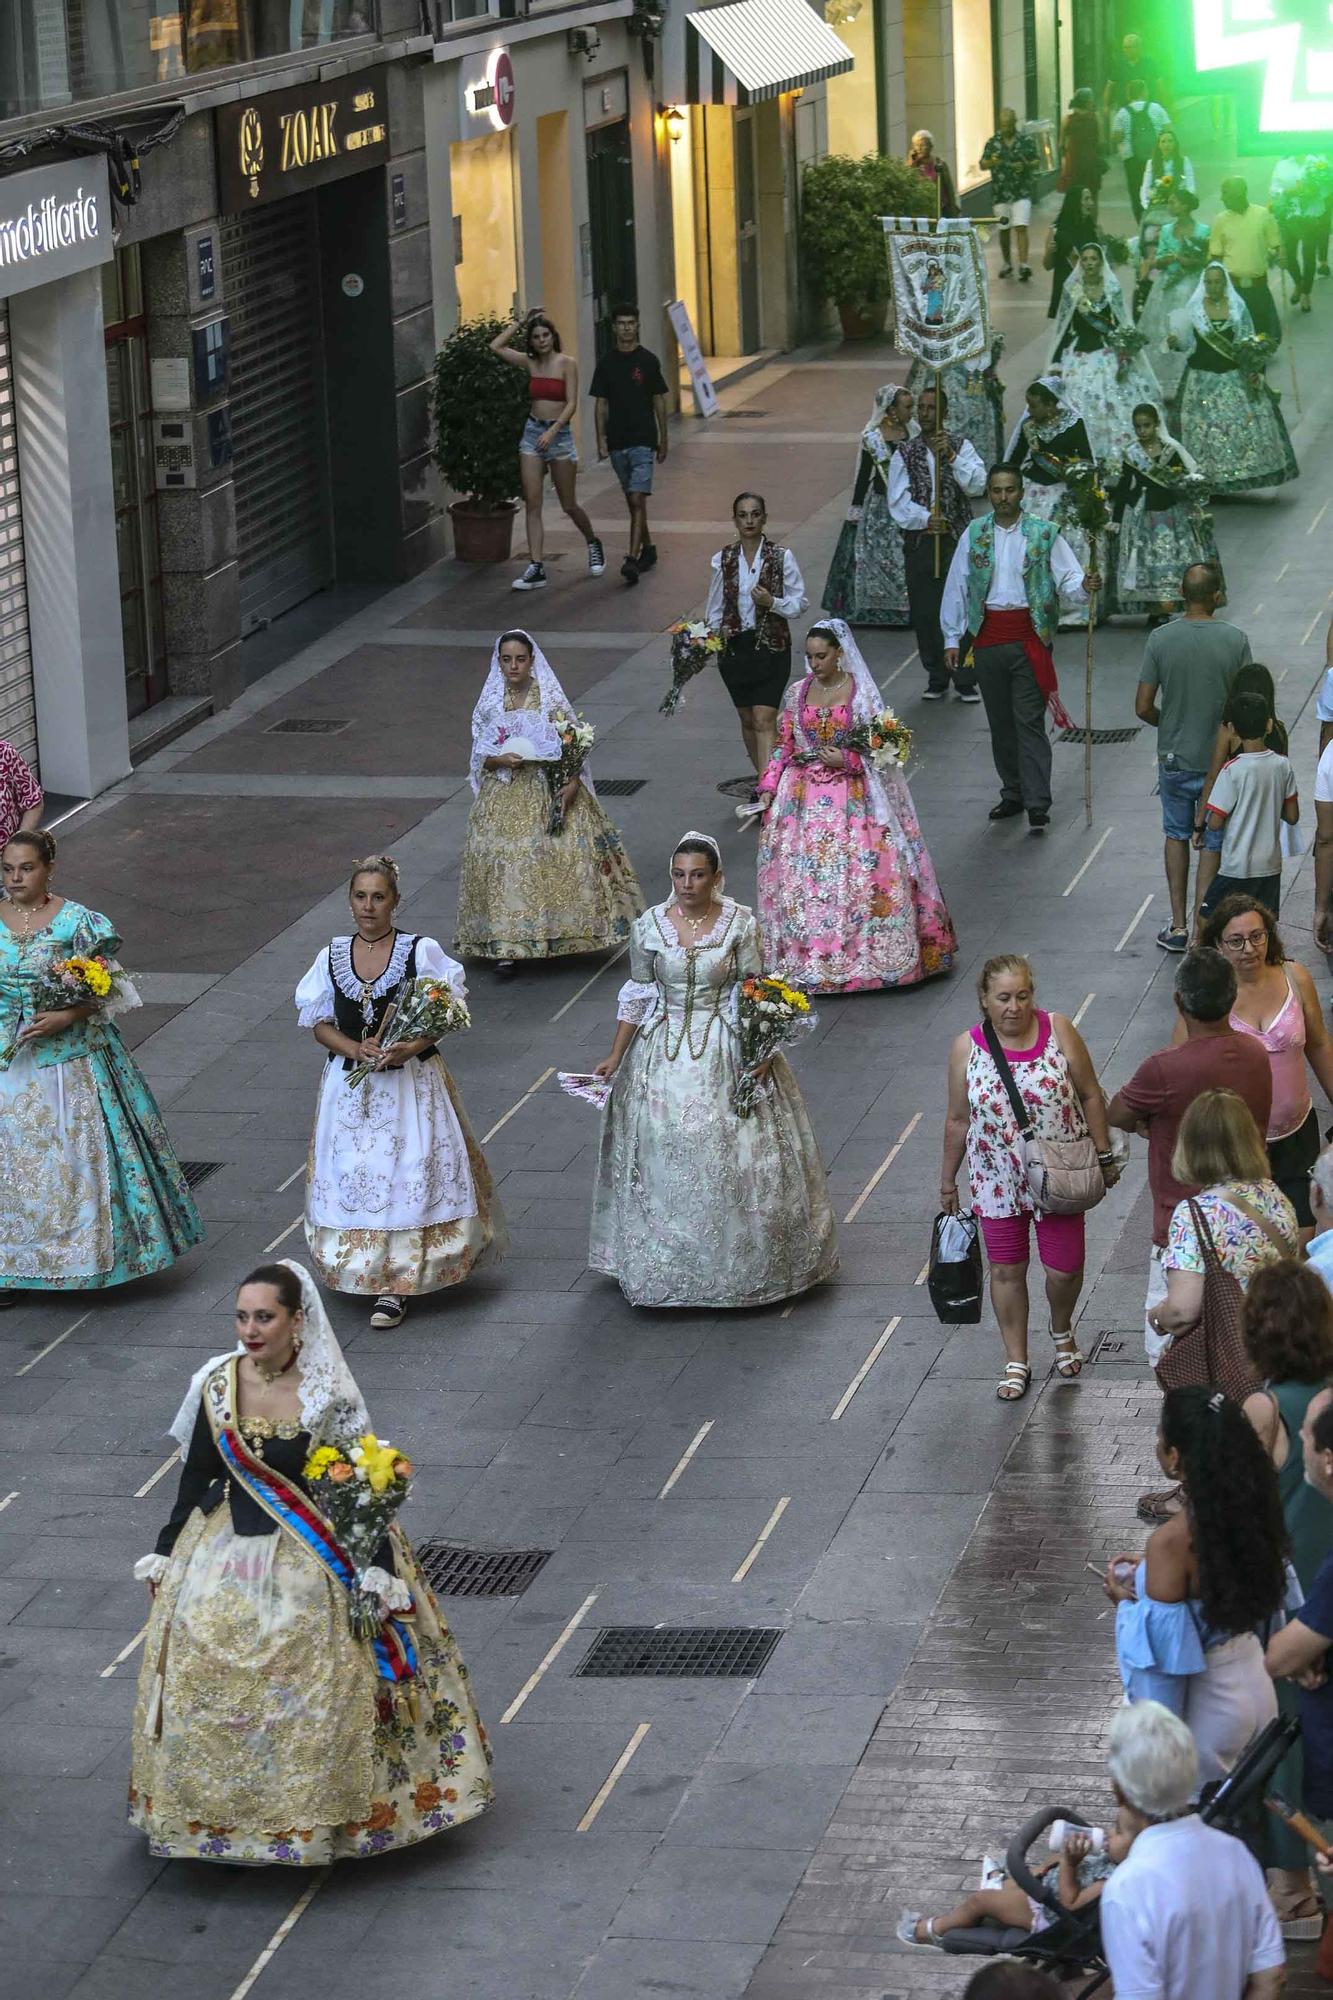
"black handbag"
928,1210,984,1324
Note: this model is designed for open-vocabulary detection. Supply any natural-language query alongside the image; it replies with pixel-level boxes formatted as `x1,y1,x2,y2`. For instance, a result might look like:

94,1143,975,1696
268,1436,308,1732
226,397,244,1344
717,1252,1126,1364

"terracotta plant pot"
837,299,888,341
448,500,517,564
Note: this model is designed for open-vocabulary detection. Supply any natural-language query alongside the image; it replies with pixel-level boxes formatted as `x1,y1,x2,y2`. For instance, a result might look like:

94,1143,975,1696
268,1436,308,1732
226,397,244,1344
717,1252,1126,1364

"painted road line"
831,1318,901,1420
276,1164,305,1194
1062,827,1114,897
500,1592,599,1724
732,1497,791,1582
843,1111,923,1225
262,1217,302,1255
1309,502,1328,537
880,651,919,687
1301,592,1333,647
1071,992,1095,1029
1276,667,1289,683
549,946,627,1025
659,1421,715,1498
15,1312,91,1377
482,1066,556,1144
914,1260,930,1285
134,1450,181,1500
1274,562,1290,582
0,1490,17,1514
100,1623,149,1679
577,1723,651,1831
1114,894,1155,953
225,1874,330,2000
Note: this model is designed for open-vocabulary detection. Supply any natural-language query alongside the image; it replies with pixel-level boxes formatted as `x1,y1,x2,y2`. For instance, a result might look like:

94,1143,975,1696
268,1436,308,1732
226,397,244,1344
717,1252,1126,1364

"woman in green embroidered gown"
586,833,838,1309
1171,262,1298,494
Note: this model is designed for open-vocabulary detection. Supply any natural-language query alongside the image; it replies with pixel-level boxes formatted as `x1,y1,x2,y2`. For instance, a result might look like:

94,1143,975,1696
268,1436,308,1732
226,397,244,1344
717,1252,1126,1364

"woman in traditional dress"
1170,263,1299,495
587,832,838,1309
0,829,202,1302
756,621,955,994
129,1258,493,1865
1004,378,1097,617
1049,243,1164,458
456,629,643,976
1137,188,1211,404
1110,403,1221,623
1139,128,1196,215
906,337,1006,467
821,385,914,627
296,856,500,1331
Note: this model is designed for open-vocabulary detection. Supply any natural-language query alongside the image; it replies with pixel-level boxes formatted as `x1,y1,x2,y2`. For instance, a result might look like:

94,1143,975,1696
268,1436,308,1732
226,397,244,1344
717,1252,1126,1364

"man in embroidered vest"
705,490,808,791
888,385,987,702
941,463,1097,830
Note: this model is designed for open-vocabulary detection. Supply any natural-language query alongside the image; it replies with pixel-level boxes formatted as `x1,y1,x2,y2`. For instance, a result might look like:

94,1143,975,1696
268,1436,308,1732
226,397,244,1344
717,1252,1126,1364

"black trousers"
1234,278,1281,346
974,640,1052,812
1282,220,1320,299
905,532,975,691
1126,157,1150,223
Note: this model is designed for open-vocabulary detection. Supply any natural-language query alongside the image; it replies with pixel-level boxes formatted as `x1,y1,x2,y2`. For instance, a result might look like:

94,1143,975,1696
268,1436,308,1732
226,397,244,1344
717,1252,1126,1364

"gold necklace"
252,1346,299,1385
11,895,51,940
672,900,718,946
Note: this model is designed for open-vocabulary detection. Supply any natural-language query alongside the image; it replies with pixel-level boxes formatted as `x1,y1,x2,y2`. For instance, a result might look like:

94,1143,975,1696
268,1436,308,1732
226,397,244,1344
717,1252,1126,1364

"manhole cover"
1057,727,1141,745
413,1541,551,1598
717,776,758,799
180,1161,224,1189
597,779,648,797
1087,1333,1131,1362
574,1626,784,1678
265,717,353,736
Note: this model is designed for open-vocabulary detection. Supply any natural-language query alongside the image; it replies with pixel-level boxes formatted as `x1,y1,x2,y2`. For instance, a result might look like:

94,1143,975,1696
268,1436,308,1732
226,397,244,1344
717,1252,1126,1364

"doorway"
585,118,636,355
102,247,166,720
734,111,760,354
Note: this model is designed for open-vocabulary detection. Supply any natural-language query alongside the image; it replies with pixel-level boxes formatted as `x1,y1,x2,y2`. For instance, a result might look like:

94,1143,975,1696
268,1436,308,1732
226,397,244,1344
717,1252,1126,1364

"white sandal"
997,1361,1031,1402
1051,1330,1084,1378
896,1911,943,1948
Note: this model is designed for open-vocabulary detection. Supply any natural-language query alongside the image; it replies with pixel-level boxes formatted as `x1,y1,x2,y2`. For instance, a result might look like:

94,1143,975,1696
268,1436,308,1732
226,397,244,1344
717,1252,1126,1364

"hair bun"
350,853,400,891
4,826,55,864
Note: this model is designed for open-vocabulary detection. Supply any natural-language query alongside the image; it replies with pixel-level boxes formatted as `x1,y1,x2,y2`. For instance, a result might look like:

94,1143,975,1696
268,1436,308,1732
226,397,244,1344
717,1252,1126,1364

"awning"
684,0,854,107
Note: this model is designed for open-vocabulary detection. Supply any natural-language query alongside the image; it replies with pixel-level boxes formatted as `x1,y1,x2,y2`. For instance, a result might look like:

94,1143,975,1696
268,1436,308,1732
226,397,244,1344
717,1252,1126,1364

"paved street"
7,152,1333,2000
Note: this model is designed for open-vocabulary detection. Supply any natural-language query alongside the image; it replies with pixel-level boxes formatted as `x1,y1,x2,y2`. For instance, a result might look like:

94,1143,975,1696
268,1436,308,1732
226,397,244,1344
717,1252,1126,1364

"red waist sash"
974,608,1072,731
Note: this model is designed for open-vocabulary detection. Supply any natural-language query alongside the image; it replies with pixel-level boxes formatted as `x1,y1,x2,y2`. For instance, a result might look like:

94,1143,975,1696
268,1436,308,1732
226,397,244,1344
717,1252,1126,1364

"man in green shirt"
1134,562,1252,951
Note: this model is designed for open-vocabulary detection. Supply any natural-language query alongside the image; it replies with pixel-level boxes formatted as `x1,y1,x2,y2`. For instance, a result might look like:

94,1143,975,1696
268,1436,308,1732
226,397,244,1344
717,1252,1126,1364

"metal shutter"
220,197,333,635
0,307,36,771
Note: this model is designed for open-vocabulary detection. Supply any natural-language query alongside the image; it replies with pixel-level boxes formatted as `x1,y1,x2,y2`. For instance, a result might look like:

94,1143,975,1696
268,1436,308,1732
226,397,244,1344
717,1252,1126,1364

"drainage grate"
1057,727,1141,746
1087,1333,1130,1363
413,1540,552,1598
265,717,353,736
574,1626,784,1679
721,410,769,419
180,1161,224,1189
596,778,649,797
717,776,759,799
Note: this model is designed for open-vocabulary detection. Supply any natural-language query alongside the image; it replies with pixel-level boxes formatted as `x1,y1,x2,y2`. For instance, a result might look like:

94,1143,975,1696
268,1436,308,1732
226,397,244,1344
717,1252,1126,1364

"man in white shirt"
1098,1702,1286,2000
704,491,808,785
1111,83,1169,221
942,463,1093,829
887,384,987,702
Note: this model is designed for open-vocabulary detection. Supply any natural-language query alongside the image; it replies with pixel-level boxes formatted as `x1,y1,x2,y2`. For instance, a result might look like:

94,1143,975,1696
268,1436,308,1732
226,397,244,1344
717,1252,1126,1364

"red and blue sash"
206,1364,417,1687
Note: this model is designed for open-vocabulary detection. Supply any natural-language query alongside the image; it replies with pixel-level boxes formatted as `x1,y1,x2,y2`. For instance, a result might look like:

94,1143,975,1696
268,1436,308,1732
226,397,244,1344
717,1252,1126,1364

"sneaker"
1156,924,1188,953
620,555,640,586
1321,263,1331,278
370,1295,407,1330
921,686,947,701
494,959,518,980
955,687,982,704
511,561,546,591
1019,264,1032,282
587,538,606,576
998,263,1014,279
1028,809,1050,831
637,542,658,571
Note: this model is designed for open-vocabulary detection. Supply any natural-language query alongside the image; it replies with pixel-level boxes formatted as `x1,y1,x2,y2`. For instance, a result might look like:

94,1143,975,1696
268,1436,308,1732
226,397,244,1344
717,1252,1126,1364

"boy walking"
591,306,669,586
1201,689,1298,916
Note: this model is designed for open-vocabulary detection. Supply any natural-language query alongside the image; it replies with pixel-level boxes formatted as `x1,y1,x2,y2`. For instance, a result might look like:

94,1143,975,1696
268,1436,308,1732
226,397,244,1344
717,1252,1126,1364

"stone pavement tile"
609,1840,813,1944
866,1380,1031,1492
661,1761,862,1854
794,1493,985,1626
63,1951,264,2000
754,1618,922,1699
712,1695,886,1768
0,1778,160,1900
570,1937,767,2000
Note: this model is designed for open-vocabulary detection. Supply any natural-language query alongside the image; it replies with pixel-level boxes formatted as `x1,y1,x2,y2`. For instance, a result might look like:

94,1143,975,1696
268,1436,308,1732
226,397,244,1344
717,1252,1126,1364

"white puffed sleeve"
413,936,468,1001
295,949,336,1028
133,1553,170,1584
615,915,658,1023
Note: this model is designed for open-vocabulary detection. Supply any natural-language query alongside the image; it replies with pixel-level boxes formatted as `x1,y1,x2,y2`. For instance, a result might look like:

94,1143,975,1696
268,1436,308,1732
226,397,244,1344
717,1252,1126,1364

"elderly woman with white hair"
1098,1702,1285,1998
907,129,958,217
1308,1146,1333,1289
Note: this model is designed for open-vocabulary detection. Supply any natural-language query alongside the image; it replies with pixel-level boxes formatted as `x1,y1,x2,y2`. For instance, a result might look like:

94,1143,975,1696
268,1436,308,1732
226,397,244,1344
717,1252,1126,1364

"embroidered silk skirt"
456,765,643,961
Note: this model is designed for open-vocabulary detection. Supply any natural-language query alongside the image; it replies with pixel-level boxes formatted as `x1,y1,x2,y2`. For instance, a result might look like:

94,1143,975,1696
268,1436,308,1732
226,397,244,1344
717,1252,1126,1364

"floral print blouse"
964,1010,1086,1219
1164,1178,1297,1277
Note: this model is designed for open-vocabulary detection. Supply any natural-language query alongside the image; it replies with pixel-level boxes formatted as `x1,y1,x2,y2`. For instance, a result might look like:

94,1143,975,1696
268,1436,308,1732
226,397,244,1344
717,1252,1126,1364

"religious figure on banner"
882,216,991,371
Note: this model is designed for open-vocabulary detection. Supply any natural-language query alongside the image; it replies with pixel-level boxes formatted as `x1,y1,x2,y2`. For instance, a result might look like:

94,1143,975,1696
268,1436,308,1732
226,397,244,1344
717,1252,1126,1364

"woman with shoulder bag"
941,953,1119,1402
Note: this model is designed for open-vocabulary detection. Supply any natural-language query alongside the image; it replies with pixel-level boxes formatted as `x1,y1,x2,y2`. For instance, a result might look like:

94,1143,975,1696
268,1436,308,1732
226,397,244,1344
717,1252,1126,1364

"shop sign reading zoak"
217,69,391,211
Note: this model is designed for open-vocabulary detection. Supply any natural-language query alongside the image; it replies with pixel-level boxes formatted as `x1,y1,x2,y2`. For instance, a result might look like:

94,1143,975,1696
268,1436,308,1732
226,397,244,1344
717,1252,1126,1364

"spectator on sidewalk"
1111,83,1168,223
1266,1384,1333,1862
1308,1148,1333,1289
1195,664,1289,935
1134,563,1251,952
1107,948,1271,1365
1310,718,1333,965
982,109,1040,280
490,308,605,593
1103,31,1170,126
887,384,986,702
1210,180,1283,346
1058,91,1103,198
906,129,957,217
1097,1701,1286,1999
1200,691,1299,919
964,1967,1064,1998
705,492,807,788
0,739,41,854
590,305,669,588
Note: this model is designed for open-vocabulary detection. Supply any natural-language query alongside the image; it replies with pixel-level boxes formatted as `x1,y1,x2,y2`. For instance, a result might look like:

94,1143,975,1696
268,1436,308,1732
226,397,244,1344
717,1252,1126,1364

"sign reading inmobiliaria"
0,157,113,298
880,215,991,370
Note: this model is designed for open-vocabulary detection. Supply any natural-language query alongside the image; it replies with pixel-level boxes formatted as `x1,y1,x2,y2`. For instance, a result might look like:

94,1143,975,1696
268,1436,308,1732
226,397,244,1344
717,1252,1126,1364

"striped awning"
684,0,854,107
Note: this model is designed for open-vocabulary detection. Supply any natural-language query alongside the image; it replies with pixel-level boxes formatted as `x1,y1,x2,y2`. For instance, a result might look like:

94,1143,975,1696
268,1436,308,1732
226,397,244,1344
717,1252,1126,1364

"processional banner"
880,215,991,370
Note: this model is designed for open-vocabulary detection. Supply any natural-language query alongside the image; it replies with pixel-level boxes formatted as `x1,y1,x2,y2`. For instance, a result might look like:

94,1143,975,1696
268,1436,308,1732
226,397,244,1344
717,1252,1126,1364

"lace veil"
468,629,597,800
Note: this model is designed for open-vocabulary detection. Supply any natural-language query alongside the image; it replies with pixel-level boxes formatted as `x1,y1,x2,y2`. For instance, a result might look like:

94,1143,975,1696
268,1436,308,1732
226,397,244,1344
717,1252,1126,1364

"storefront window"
953,0,997,191
450,130,518,324
1,2,374,119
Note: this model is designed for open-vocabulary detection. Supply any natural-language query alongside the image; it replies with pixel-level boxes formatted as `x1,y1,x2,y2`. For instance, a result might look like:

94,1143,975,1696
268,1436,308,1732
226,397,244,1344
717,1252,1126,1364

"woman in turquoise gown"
0,830,203,1296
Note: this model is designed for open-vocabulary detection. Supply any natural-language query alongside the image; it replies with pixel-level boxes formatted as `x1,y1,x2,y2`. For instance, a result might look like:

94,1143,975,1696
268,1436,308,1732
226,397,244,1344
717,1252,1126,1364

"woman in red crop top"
491,310,604,591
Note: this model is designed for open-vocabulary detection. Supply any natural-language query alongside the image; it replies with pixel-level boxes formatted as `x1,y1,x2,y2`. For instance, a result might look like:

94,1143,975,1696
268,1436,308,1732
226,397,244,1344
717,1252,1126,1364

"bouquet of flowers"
346,975,470,1088
843,708,913,770
1060,458,1111,540
303,1434,414,1641
546,710,596,835
1230,332,1273,391
0,951,126,1072
731,974,815,1118
660,619,724,716
1101,233,1131,266
1107,323,1149,377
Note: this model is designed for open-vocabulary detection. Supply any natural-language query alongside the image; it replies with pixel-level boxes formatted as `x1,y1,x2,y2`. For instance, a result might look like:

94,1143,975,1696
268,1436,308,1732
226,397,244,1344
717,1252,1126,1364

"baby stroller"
929,1714,1300,1998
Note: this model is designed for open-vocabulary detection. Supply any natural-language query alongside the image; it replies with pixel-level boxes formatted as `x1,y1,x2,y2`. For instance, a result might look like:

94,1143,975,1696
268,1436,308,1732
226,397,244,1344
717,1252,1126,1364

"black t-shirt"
590,345,669,450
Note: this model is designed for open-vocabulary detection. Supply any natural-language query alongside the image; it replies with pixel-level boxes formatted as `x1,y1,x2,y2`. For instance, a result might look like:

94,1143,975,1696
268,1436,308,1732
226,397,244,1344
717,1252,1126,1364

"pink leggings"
978,1210,1085,1273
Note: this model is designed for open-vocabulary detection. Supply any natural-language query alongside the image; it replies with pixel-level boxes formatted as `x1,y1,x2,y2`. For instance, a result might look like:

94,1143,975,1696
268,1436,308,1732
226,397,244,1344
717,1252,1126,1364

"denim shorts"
1158,761,1205,841
521,416,578,463
609,444,655,495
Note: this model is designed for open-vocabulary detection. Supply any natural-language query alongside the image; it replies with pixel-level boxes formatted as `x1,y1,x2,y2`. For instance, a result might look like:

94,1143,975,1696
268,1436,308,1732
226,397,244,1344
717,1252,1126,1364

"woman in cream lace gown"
455,629,643,975
587,832,838,1308
129,1259,493,1865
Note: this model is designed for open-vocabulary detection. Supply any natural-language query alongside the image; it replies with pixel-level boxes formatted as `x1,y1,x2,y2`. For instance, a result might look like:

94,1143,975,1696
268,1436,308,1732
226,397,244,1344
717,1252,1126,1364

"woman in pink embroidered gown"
755,619,956,993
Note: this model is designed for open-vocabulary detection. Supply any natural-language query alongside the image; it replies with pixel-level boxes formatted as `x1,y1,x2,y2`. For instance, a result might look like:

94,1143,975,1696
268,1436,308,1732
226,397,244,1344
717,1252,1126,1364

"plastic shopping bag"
927,1210,984,1324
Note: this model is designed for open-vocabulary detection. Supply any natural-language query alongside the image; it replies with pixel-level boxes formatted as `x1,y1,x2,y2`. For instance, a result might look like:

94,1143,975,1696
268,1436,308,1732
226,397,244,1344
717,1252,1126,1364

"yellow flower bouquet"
731,974,817,1117
0,952,127,1071
303,1434,415,1640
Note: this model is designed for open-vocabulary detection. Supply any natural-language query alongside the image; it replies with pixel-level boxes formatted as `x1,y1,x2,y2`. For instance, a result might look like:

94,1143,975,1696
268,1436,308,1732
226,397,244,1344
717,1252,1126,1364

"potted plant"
432,315,529,562
800,153,926,339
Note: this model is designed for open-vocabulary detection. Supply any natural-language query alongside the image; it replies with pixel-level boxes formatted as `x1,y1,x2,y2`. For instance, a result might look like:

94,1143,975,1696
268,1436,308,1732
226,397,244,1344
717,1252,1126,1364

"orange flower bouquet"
731,974,816,1117
304,1435,415,1639
346,976,470,1088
